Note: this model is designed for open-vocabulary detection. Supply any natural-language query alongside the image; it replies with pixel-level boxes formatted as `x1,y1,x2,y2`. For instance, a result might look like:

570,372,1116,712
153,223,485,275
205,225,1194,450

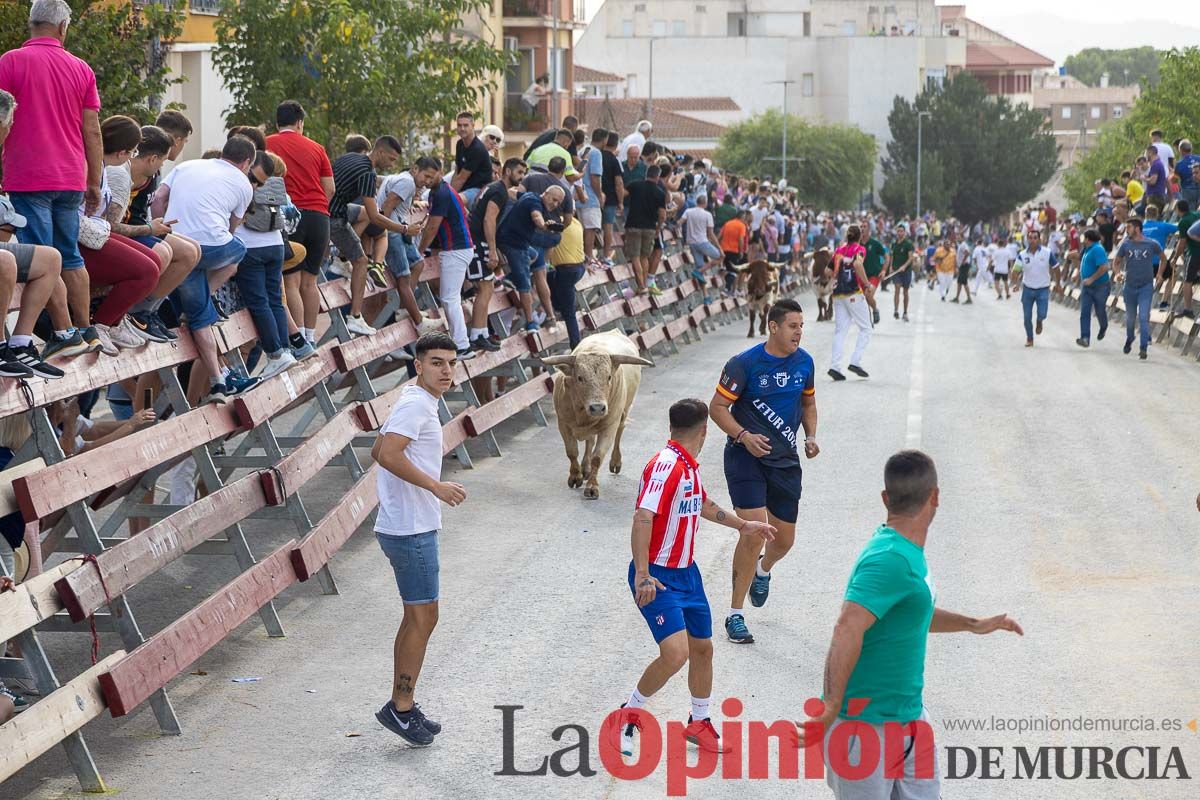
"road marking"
906,288,927,448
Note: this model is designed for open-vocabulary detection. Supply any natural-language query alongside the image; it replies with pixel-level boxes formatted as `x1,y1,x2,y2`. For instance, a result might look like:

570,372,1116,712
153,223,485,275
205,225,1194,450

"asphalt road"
9,281,1200,800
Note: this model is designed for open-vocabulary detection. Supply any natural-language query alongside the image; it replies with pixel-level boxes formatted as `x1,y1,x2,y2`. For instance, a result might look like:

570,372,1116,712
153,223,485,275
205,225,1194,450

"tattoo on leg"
396,674,414,696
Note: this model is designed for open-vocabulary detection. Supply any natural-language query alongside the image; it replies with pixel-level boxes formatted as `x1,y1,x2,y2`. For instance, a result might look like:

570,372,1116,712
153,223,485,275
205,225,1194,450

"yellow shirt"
1126,179,1144,205
934,246,956,273
548,218,584,266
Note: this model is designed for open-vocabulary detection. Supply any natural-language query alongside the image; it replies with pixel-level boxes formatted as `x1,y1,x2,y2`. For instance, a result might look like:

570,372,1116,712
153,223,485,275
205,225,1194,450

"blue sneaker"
375,700,434,746
749,560,771,608
410,702,441,735
725,613,754,644
222,369,260,397
291,340,317,361
0,683,30,713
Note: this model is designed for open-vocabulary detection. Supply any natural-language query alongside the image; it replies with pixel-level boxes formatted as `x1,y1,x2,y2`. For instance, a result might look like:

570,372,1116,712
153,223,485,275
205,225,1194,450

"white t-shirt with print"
375,384,444,537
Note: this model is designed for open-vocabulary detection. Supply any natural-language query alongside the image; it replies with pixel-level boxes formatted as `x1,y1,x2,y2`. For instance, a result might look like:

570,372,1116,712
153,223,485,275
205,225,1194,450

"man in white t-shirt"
378,156,440,336
152,135,258,403
990,237,1014,300
681,194,722,271
371,332,466,747
619,119,652,163
970,240,991,294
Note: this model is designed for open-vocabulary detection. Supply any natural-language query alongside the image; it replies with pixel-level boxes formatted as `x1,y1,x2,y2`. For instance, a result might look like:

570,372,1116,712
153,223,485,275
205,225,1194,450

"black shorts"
723,251,745,271
723,442,802,524
892,269,912,289
1187,253,1200,285
287,210,331,275
994,272,1008,283
467,241,495,282
957,266,970,285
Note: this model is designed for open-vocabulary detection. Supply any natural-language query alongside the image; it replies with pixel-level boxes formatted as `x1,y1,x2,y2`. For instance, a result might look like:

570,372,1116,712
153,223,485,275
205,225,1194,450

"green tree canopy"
714,109,876,209
880,72,1058,223
1063,47,1161,88
0,0,184,121
1063,47,1200,211
214,0,511,153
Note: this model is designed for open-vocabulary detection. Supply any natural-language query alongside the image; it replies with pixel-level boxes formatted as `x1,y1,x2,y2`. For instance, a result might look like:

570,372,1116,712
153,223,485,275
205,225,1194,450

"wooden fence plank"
462,332,534,379
232,347,340,428
290,467,378,581
442,409,472,455
98,543,297,717
584,299,626,331
0,458,46,516
259,407,365,506
463,374,554,437
664,314,692,341
0,561,75,642
625,296,653,316
331,317,422,374
0,651,126,784
637,326,666,350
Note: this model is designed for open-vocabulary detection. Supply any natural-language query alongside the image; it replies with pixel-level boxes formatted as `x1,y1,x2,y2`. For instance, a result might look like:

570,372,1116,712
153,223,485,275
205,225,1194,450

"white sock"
303,327,315,342
756,559,770,578
626,688,649,710
469,327,488,340
8,334,32,348
691,696,710,722
728,608,742,619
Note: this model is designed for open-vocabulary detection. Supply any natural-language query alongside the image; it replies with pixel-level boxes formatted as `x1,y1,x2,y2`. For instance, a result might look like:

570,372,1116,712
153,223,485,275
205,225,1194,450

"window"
652,19,667,36
696,4,706,12
1061,106,1071,119
621,19,634,37
803,12,811,37
925,67,946,90
842,20,857,36
727,13,746,37
634,3,646,11
672,20,686,36
1113,105,1123,118
1090,106,1101,119
802,73,814,97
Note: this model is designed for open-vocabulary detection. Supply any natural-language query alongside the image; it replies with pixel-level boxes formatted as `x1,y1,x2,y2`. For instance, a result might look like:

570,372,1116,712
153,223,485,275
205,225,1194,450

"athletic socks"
756,559,770,578
8,335,32,349
691,696,710,722
728,608,742,619
627,688,649,710
302,327,315,343
289,332,308,349
469,327,488,340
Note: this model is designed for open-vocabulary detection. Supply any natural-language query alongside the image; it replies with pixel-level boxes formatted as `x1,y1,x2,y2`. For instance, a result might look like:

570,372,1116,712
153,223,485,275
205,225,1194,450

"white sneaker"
620,717,638,757
91,324,120,356
345,314,376,336
260,351,297,379
384,348,414,363
118,315,152,346
328,258,352,279
416,317,442,336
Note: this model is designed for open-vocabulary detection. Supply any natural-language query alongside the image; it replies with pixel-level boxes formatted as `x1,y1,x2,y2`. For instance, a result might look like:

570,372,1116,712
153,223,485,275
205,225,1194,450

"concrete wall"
162,44,237,166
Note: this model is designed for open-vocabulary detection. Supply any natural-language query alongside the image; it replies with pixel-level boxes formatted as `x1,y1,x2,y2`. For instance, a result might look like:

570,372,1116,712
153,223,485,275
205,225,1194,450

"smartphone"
143,387,153,410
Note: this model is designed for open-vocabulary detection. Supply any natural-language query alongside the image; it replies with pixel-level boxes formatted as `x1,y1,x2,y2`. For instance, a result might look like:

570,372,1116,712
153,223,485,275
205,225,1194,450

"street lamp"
766,79,796,182
916,110,931,218
646,37,664,126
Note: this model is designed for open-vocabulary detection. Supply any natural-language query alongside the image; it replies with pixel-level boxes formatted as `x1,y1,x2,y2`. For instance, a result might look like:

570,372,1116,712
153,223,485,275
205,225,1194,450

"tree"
1063,47,1200,211
714,110,876,209
1063,47,1161,88
880,73,1058,223
214,0,511,153
0,0,184,121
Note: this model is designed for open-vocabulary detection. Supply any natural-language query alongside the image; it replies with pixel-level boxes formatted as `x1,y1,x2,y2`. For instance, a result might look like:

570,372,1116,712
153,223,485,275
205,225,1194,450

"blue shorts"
377,531,439,605
628,561,712,643
724,441,803,524
384,232,421,278
172,239,247,330
132,235,162,250
500,243,534,293
602,206,618,226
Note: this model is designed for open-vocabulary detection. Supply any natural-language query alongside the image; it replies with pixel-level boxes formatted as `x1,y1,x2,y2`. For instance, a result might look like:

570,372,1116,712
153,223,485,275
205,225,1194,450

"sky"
580,0,1197,65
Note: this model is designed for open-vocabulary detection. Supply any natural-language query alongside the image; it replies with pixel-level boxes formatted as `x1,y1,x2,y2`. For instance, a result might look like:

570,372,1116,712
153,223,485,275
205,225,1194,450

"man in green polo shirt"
889,227,916,322
808,450,1023,799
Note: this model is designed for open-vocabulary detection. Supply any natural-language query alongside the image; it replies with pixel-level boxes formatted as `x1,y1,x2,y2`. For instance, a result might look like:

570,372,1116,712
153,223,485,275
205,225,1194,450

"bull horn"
610,354,655,368
541,354,577,367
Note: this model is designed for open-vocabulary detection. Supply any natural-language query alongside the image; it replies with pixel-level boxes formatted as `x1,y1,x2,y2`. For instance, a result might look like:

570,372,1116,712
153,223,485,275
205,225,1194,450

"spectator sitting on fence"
450,111,492,207
0,0,104,360
152,135,260,404
104,124,201,344
76,114,163,355
260,151,317,361
0,90,69,379
497,183,565,332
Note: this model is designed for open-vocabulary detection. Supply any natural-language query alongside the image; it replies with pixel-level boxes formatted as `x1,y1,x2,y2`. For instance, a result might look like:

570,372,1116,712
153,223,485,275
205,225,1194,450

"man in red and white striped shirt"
614,399,776,758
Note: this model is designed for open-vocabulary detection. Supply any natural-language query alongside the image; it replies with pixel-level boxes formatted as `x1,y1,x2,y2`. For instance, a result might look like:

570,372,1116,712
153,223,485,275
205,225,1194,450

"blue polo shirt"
1079,241,1109,286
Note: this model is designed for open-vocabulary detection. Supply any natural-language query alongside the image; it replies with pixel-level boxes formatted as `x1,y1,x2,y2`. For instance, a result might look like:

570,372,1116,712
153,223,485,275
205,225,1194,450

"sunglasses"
486,134,502,143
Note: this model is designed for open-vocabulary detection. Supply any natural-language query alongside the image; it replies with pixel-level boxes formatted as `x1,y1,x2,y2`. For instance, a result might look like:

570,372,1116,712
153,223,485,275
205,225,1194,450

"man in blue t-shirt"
1112,217,1164,358
496,186,565,331
1175,139,1200,209
709,298,819,644
1075,229,1110,348
1141,205,1177,312
416,168,477,359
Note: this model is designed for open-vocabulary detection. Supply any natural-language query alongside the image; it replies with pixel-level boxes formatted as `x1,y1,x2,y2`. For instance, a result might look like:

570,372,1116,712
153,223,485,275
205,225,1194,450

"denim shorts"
8,190,84,270
174,238,247,330
377,531,440,605
500,243,534,293
602,205,618,226
384,232,421,277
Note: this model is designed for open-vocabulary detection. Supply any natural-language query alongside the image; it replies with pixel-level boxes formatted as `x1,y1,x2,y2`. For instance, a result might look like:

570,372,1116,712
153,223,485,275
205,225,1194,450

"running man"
615,399,775,757
991,236,1013,300
371,333,466,747
710,298,819,644
806,450,1023,799
889,225,915,322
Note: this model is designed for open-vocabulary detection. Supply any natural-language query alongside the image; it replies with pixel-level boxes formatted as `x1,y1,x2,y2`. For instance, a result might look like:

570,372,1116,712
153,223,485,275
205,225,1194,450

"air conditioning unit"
504,36,519,51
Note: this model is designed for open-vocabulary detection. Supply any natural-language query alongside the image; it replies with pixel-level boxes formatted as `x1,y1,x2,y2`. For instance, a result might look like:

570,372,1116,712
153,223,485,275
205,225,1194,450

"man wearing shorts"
991,237,1013,299
709,298,819,644
623,164,667,295
889,225,915,322
580,127,606,260
615,399,775,758
806,450,1023,799
371,332,467,747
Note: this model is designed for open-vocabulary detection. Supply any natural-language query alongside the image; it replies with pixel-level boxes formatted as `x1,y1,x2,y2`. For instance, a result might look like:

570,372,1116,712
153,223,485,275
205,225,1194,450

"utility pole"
916,110,931,217
647,37,663,126
766,79,796,182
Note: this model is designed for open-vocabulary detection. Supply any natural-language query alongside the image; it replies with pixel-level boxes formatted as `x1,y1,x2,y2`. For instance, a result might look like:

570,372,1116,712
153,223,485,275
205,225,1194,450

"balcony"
504,92,551,134
503,0,585,25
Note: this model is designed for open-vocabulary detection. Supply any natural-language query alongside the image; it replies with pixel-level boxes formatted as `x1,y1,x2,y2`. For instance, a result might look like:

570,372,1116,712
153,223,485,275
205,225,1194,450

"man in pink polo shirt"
0,0,105,358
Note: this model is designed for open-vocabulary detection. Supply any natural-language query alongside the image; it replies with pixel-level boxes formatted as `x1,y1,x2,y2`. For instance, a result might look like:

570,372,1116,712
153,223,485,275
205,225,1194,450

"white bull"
542,330,654,500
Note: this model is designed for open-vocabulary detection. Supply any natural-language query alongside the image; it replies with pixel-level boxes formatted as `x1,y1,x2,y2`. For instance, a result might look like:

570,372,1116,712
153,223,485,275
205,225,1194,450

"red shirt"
636,441,707,569
265,129,333,215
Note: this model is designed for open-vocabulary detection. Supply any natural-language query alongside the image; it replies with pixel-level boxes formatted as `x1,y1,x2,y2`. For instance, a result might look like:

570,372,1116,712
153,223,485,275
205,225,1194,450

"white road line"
905,288,927,448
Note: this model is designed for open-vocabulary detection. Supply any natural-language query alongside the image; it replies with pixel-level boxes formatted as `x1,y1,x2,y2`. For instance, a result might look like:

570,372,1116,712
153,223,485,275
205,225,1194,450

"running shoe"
113,316,150,348
128,310,171,343
0,683,30,714
1139,350,1148,360
685,716,732,754
223,369,260,397
410,702,441,735
345,314,377,337
618,703,641,757
471,335,500,353
0,345,33,378
42,330,92,360
151,309,179,341
1075,338,1090,348
375,700,435,746
456,347,477,361
7,343,63,379
367,262,389,291
524,322,540,333
291,340,317,361
648,284,664,297
749,560,771,608
79,326,105,354
259,351,297,380
725,613,754,644
91,324,120,356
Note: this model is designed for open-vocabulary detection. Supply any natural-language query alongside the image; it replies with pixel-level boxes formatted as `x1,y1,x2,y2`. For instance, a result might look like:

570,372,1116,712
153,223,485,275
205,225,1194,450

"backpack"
243,176,288,232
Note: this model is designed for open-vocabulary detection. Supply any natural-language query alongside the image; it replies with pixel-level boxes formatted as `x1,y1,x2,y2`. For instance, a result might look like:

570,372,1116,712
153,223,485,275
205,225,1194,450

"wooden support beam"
637,326,666,351
664,314,692,341
0,458,46,516
14,404,241,523
98,543,297,717
0,651,126,785
0,561,74,642
463,374,554,437
212,310,264,355
651,287,684,309
690,306,710,327
259,406,365,506
290,467,378,582
607,264,635,283
442,408,472,455
331,318,421,374
232,347,340,428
